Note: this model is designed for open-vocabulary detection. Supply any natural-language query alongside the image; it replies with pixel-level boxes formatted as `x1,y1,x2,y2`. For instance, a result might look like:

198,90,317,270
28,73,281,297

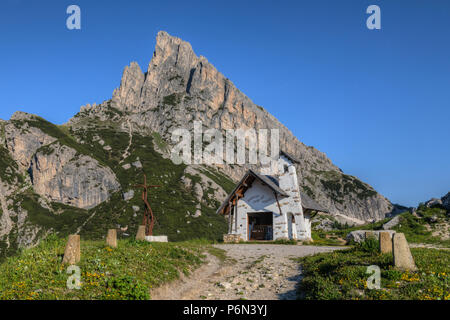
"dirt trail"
119,119,133,164
409,243,450,250
151,244,346,300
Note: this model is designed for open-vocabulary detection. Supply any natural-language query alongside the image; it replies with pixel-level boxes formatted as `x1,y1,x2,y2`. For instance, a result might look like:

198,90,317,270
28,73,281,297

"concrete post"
136,225,146,241
62,235,80,265
379,232,392,254
106,229,117,248
393,233,418,271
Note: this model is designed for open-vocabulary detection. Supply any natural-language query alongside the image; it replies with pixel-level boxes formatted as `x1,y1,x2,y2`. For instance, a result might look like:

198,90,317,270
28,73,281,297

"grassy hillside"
0,235,211,300
66,122,230,241
296,242,450,300
1,110,234,261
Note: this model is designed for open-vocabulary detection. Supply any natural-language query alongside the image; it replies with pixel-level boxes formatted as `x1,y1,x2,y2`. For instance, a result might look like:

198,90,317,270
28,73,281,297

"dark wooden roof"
280,150,300,164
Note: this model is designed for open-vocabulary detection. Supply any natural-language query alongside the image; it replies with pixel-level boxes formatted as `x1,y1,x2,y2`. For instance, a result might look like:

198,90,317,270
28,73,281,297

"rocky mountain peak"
74,31,394,222
152,30,197,69
112,61,145,110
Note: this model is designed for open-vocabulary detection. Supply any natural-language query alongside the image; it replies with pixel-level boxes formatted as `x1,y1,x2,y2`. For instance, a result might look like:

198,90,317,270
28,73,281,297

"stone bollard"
136,225,146,241
106,229,117,248
393,233,418,271
379,232,392,254
62,235,80,265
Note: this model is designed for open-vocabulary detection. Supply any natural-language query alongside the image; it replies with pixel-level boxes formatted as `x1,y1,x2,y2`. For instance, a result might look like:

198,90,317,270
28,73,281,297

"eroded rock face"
29,143,120,209
0,146,43,252
5,115,57,169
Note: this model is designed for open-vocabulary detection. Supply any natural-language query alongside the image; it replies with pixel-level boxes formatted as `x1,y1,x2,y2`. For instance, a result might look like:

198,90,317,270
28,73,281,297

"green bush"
358,238,379,254
104,275,149,300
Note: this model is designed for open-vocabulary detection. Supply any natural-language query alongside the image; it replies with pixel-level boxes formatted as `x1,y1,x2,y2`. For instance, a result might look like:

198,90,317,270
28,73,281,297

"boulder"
425,198,443,208
122,190,134,201
346,230,396,244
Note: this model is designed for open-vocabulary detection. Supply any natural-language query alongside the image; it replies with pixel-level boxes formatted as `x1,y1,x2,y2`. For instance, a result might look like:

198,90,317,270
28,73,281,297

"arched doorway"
287,213,297,240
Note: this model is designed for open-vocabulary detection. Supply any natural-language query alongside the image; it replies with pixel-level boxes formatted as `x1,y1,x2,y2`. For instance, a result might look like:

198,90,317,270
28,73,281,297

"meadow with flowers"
0,235,214,300
296,239,450,300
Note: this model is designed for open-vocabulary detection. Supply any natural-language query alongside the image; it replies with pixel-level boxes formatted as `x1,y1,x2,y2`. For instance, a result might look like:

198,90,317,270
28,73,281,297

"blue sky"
1,0,449,206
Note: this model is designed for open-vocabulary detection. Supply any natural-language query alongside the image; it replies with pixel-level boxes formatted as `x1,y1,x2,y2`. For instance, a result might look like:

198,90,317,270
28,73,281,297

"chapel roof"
216,170,328,215
216,170,288,215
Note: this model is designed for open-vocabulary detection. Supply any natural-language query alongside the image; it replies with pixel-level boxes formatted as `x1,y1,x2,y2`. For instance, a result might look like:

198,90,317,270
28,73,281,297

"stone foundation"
223,234,241,243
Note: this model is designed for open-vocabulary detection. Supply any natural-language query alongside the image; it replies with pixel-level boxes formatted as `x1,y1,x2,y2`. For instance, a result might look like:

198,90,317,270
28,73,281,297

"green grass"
392,208,450,247
310,231,348,246
0,235,208,300
296,243,450,300
1,109,234,259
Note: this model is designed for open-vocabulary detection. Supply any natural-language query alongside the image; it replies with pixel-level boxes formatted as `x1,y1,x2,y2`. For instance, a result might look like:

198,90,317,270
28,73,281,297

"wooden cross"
134,174,161,236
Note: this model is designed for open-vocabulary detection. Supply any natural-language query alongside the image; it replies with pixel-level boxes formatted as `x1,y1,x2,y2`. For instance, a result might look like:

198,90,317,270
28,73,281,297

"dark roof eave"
280,150,300,164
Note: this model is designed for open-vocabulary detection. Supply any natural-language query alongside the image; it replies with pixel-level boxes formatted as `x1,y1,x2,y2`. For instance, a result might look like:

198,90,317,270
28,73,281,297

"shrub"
104,275,150,300
358,238,379,254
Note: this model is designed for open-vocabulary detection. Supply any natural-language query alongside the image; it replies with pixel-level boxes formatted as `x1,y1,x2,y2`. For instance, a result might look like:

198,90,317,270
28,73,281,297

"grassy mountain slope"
0,107,232,260
0,235,209,300
311,206,450,248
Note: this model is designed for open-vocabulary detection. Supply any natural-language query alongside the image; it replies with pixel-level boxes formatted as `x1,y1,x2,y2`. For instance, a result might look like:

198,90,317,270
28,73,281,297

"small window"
283,164,289,174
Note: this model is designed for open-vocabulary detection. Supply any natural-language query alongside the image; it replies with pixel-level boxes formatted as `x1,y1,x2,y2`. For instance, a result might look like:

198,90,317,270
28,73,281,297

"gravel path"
151,244,347,300
409,243,450,250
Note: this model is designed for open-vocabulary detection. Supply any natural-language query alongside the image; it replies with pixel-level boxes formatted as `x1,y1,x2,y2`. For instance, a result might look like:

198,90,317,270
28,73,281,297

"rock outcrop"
30,142,120,209
5,113,57,169
440,192,450,211
424,192,450,212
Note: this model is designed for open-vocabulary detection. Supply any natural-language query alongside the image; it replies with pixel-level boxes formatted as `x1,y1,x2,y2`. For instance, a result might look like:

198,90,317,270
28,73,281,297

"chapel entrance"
248,212,273,241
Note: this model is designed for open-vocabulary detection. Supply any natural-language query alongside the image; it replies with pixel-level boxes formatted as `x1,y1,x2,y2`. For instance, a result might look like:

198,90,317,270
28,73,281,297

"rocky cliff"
1,31,396,256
